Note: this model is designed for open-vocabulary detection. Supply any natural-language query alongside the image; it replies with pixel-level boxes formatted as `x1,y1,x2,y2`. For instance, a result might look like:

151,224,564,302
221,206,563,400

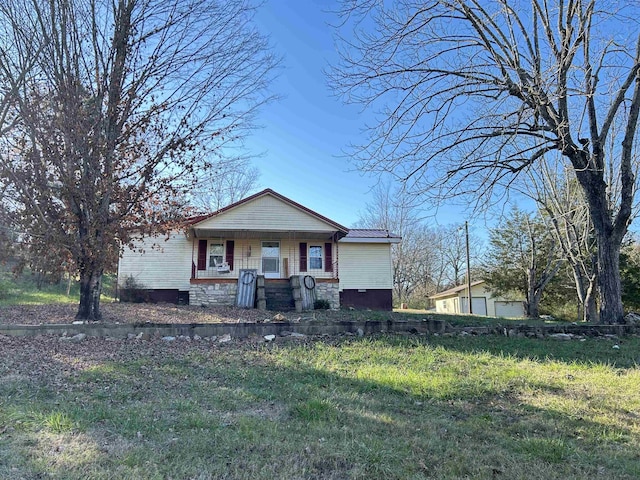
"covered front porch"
187,229,343,311
184,189,349,310
189,231,341,281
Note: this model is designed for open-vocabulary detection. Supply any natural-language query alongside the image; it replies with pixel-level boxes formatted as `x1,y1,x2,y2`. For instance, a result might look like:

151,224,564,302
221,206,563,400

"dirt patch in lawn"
0,302,401,326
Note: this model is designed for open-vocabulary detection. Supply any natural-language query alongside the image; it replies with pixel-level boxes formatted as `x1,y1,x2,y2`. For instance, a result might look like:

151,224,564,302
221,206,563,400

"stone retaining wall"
0,318,637,340
456,323,635,338
0,319,445,339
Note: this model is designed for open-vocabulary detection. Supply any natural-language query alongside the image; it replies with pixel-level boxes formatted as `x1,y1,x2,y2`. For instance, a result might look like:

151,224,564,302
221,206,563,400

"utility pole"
465,220,473,314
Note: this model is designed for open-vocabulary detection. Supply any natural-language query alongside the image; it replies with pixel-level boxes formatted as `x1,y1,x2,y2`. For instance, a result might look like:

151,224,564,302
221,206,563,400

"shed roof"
429,280,485,299
340,228,402,243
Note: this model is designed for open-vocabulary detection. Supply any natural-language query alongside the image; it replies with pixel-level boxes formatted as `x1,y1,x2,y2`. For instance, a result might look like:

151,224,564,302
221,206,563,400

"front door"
261,241,280,278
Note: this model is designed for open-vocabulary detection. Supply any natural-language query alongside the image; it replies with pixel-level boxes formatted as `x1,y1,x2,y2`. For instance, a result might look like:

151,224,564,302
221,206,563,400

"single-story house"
117,188,401,311
429,280,525,318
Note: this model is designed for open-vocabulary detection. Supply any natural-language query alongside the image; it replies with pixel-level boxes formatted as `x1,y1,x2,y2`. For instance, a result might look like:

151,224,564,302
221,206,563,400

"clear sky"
248,0,373,228
247,1,490,232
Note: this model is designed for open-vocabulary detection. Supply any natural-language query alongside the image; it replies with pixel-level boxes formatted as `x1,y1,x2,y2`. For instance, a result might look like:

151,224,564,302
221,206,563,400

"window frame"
308,245,323,270
208,242,224,268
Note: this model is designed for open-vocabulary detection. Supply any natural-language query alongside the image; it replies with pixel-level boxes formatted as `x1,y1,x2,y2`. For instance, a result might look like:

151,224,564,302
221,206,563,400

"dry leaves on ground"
0,302,396,326
0,303,293,326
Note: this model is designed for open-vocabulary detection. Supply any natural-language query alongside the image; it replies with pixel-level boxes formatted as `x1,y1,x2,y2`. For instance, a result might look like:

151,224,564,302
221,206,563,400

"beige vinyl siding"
118,233,192,290
196,195,336,232
338,243,393,290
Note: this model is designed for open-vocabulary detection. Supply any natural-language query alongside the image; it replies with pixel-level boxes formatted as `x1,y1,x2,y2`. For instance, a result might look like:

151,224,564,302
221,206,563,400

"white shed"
429,280,525,318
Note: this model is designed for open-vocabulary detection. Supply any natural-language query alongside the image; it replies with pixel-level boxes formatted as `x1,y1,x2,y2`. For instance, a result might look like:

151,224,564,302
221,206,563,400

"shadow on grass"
1,336,639,479
386,333,640,369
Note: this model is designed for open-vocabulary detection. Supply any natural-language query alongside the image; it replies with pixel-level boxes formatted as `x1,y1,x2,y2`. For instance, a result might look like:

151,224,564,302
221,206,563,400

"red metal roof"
344,228,401,239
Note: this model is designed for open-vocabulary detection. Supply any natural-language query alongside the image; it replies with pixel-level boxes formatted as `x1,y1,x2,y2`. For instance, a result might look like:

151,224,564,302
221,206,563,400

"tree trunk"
571,266,598,323
525,269,541,318
574,165,628,324
583,277,598,323
584,293,598,323
76,268,103,320
596,235,623,324
525,292,541,318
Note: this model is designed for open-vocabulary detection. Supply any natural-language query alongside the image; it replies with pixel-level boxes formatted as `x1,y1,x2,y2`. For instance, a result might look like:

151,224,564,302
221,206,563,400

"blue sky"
247,1,488,231
249,1,372,228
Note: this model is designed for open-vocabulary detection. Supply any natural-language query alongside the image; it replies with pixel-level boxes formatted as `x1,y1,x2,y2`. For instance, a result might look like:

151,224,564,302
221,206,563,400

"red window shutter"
226,240,235,270
197,239,207,270
299,242,307,272
324,243,333,273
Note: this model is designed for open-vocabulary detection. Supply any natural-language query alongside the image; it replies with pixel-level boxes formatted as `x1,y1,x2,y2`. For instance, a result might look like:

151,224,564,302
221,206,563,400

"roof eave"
189,188,349,235
429,280,485,299
339,237,402,244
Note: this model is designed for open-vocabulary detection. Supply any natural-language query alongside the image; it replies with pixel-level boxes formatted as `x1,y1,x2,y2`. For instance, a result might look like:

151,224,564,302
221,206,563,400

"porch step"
264,280,294,311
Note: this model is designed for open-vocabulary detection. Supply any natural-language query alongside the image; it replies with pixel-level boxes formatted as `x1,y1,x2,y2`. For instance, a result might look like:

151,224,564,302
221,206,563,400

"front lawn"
1,334,638,479
0,271,116,307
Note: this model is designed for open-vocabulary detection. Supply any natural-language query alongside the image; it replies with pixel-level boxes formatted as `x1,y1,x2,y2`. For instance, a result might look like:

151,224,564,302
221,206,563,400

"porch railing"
191,258,338,280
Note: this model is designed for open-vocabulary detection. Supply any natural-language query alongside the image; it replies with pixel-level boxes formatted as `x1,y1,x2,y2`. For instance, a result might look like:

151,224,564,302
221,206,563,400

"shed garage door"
461,297,488,316
472,297,488,316
495,301,524,318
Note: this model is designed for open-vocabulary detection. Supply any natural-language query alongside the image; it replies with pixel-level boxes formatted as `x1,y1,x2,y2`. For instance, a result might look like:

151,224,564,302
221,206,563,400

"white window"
209,243,224,267
309,245,322,270
262,241,280,277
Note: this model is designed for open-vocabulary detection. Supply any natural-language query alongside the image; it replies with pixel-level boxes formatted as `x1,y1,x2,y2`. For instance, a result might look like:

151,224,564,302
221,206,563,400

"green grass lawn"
1,334,639,479
0,270,115,306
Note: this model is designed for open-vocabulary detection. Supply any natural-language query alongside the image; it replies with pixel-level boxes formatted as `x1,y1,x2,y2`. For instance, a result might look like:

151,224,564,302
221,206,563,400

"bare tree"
443,225,467,287
330,1,640,324
435,223,483,289
355,182,439,305
0,194,18,266
0,2,47,269
190,157,261,213
0,1,45,139
520,159,598,321
0,0,277,319
422,226,450,294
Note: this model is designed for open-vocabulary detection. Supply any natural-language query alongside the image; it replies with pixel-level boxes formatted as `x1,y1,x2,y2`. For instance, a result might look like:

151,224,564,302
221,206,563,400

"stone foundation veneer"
315,280,340,310
189,281,237,307
189,277,339,310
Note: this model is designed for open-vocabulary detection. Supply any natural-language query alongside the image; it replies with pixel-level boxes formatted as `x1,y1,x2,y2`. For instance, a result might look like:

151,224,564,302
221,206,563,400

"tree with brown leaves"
0,0,277,319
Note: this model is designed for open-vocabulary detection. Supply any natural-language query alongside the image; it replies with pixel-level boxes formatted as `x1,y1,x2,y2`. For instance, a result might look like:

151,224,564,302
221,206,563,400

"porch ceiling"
190,228,341,240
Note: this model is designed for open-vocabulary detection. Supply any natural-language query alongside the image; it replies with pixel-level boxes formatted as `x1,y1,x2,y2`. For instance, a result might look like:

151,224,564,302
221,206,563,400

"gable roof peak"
188,188,349,233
